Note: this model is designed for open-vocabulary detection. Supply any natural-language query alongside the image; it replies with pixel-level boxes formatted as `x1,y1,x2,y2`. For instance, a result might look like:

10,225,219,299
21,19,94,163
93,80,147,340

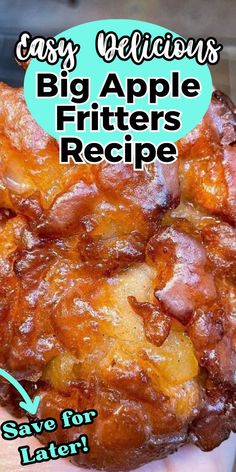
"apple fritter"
0,86,235,471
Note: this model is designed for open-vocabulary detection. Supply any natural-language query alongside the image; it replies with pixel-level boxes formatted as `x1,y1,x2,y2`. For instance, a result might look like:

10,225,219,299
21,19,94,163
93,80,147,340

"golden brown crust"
178,90,236,224
0,88,235,471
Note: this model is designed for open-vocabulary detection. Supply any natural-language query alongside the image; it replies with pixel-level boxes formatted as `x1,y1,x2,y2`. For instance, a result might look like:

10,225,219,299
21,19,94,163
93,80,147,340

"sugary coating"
0,86,235,471
0,83,179,274
178,91,236,223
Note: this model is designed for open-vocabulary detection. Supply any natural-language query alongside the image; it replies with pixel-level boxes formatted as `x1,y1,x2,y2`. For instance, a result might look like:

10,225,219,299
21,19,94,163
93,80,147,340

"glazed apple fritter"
0,84,235,471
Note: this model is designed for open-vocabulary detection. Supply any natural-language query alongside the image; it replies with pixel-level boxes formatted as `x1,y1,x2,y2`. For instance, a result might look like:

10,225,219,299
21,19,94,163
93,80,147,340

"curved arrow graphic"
0,368,40,415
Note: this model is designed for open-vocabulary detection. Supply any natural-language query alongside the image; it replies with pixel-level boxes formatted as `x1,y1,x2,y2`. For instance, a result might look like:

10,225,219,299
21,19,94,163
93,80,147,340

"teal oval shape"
24,19,212,146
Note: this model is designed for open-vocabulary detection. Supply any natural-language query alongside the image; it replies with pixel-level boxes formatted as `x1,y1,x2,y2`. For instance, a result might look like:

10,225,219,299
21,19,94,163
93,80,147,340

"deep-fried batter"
0,86,235,471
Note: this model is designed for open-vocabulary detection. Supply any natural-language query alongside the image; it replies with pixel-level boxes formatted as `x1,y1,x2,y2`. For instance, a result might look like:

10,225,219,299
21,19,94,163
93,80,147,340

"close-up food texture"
0,80,235,470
